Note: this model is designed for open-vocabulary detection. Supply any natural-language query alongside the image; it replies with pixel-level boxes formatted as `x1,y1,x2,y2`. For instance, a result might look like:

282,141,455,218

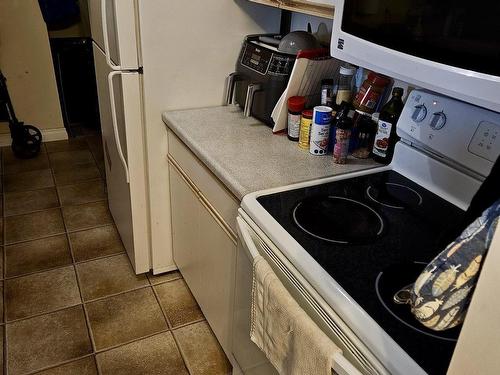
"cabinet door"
169,163,200,288
196,197,237,354
169,162,237,355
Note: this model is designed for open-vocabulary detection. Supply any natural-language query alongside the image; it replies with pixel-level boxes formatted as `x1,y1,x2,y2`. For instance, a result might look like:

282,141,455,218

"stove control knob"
411,104,427,123
430,111,447,130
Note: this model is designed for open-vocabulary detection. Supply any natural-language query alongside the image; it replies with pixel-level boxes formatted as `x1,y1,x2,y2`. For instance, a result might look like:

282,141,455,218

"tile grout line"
93,326,172,355
1,141,211,374
5,223,116,250
22,353,96,375
3,147,8,375
3,249,126,281
4,302,84,326
4,185,105,218
49,156,102,375
1,277,183,327
2,143,50,375
85,136,106,181
150,284,193,375
4,221,114,247
4,196,106,221
1,141,111,375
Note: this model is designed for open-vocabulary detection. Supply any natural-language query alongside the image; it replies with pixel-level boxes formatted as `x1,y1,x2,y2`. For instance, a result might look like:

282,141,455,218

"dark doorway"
50,37,100,137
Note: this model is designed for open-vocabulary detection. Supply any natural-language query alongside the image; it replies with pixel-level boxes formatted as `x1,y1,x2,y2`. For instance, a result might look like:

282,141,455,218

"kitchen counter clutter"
162,105,378,200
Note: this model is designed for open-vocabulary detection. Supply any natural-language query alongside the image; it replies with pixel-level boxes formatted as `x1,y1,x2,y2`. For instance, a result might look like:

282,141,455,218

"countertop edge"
163,111,248,200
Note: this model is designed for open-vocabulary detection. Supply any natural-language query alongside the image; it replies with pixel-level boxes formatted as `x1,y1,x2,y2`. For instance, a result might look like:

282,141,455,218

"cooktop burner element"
367,182,423,209
292,196,384,244
375,262,460,342
257,170,466,374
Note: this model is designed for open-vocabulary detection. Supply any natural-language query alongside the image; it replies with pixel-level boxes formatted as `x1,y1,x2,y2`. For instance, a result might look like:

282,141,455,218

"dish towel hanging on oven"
250,255,342,375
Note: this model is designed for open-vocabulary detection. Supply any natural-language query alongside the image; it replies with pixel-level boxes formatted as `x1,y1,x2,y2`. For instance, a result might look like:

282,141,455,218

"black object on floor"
0,71,43,159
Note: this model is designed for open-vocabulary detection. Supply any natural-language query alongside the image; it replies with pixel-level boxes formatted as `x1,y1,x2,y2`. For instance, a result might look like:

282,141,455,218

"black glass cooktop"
257,170,466,375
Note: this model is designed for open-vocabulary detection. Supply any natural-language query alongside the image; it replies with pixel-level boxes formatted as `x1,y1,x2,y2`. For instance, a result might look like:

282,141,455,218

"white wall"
0,0,65,136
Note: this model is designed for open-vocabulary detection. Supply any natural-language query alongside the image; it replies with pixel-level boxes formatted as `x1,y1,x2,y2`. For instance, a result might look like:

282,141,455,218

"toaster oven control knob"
411,104,427,123
430,111,447,130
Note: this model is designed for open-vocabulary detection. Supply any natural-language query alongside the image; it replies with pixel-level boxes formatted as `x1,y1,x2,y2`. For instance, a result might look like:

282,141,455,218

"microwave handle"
224,72,241,105
244,83,262,117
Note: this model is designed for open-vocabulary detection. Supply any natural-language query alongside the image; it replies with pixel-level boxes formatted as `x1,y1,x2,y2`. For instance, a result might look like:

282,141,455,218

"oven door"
234,212,372,375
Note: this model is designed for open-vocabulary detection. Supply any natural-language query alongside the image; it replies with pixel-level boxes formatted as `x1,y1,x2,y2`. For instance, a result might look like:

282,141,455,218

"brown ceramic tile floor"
0,139,231,375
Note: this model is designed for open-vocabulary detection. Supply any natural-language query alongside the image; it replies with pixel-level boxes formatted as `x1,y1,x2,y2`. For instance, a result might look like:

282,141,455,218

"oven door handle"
236,216,261,260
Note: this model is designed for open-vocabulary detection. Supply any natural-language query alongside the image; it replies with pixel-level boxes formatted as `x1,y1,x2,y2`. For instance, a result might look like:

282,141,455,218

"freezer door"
88,0,140,69
93,43,150,273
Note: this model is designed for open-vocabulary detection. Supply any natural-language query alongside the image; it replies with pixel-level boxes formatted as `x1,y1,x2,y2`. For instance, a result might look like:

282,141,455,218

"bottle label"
298,117,313,149
287,113,301,139
321,88,333,107
354,86,381,110
309,123,330,155
372,120,392,157
333,129,351,163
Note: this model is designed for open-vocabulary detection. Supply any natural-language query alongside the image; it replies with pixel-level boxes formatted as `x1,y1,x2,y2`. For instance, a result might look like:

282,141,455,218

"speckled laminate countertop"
162,106,379,200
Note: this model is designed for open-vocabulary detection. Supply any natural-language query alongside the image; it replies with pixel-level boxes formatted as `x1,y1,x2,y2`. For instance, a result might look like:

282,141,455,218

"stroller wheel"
11,125,43,159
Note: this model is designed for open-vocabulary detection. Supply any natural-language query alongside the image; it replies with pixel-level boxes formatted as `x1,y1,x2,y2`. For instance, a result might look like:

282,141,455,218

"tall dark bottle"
372,87,404,164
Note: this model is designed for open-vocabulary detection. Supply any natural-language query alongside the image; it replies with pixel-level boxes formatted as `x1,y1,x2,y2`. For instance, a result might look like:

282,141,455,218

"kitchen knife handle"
244,83,262,117
223,72,241,105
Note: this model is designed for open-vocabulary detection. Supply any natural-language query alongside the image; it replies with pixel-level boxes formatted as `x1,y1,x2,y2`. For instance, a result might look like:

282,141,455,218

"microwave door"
89,0,140,69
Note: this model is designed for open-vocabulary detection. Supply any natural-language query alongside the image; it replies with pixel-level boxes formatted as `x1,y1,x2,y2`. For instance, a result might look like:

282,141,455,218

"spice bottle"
353,72,391,114
287,96,306,141
328,101,350,152
333,107,354,164
352,114,377,159
372,87,405,164
335,64,356,106
321,79,335,107
309,106,332,156
298,109,313,150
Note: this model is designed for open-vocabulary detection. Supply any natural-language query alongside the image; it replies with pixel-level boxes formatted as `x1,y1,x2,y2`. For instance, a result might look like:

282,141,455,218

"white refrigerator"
89,0,279,273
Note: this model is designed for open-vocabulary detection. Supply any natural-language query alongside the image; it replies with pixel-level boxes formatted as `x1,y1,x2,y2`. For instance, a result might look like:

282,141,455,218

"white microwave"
330,0,500,113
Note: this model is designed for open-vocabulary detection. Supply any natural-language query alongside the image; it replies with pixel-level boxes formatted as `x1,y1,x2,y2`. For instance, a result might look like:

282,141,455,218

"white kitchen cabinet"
249,0,334,19
168,131,238,359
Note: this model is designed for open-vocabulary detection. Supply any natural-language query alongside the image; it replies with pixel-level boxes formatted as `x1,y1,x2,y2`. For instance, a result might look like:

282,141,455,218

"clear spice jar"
353,72,391,114
335,64,356,106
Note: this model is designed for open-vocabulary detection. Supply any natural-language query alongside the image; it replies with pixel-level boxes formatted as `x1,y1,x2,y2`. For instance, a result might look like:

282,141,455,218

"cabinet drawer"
167,130,239,234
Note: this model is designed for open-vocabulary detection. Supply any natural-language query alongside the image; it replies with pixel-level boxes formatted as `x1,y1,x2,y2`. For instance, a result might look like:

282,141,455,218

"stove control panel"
397,90,500,177
469,121,500,162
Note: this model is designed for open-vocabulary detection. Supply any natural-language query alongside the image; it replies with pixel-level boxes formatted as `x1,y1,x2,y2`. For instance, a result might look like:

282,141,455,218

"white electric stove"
233,90,500,374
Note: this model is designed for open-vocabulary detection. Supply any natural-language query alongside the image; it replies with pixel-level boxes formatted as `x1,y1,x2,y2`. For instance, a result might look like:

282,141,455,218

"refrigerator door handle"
107,71,130,183
101,0,121,70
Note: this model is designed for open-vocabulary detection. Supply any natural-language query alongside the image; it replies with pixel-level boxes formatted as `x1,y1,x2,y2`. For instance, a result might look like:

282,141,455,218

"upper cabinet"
249,0,334,19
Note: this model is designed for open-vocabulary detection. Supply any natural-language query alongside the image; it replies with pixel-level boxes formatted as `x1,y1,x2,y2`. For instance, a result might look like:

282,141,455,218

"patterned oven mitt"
394,199,500,331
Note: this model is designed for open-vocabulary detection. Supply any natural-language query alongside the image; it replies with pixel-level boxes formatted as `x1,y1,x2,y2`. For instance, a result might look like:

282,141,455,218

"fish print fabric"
408,199,500,331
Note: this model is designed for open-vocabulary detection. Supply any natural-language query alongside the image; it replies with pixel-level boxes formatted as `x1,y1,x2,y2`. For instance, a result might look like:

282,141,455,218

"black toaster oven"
225,34,296,126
